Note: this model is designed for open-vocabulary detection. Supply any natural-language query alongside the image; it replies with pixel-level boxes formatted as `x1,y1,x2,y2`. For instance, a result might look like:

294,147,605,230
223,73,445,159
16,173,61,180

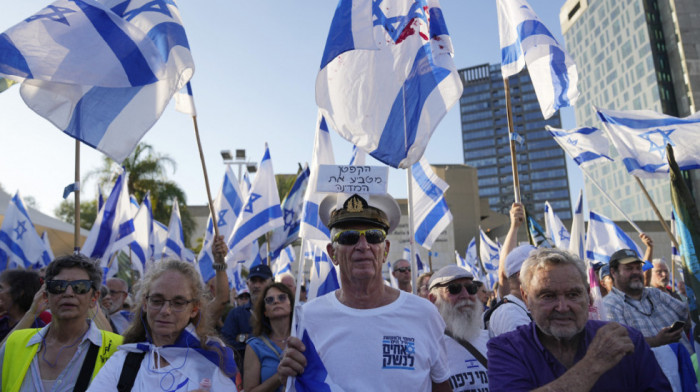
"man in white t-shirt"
429,265,489,392
279,193,451,391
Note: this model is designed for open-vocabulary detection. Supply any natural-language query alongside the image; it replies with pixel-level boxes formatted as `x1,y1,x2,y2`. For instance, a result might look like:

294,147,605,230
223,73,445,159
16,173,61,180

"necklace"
624,296,654,316
40,322,90,368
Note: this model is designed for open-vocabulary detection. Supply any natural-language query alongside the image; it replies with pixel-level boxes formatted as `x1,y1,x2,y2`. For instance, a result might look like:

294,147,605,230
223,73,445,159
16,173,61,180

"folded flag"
546,126,613,168
62,182,79,199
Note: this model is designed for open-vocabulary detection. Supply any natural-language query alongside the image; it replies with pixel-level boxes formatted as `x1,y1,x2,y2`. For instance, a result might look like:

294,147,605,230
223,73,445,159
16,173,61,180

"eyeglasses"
394,267,411,273
332,229,386,245
264,293,289,305
146,296,194,312
46,280,94,295
443,282,478,296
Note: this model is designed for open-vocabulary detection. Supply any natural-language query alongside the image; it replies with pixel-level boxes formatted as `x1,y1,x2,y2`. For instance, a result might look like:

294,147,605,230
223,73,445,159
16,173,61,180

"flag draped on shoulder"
411,157,452,250
0,192,51,269
546,126,613,167
497,0,579,119
597,108,700,178
227,144,283,258
585,211,644,267
316,0,463,168
0,0,194,162
81,171,135,264
544,201,570,250
269,166,310,259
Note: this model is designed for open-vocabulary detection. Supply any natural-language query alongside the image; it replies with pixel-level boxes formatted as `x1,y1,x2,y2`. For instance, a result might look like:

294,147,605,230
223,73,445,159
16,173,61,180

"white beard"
436,296,483,341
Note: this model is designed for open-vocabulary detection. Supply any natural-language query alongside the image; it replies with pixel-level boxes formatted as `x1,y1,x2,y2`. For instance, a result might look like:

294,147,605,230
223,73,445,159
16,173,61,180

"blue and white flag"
0,0,194,162
411,157,452,249
585,211,644,267
41,232,55,262
597,108,700,178
269,166,310,259
465,237,478,269
402,247,428,275
544,201,570,250
289,307,342,392
151,220,168,262
198,168,244,282
568,190,585,259
497,0,579,119
230,263,248,294
0,192,51,269
387,260,399,288
174,81,196,116
163,198,193,262
308,244,340,300
455,249,478,278
317,0,463,168
300,114,336,242
129,193,151,275
81,171,135,264
273,245,295,278
670,210,682,285
479,227,500,272
227,144,284,256
348,145,366,166
546,126,613,168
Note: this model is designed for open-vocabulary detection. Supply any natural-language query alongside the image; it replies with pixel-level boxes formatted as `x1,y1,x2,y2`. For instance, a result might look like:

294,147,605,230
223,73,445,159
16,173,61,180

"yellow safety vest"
1,327,122,392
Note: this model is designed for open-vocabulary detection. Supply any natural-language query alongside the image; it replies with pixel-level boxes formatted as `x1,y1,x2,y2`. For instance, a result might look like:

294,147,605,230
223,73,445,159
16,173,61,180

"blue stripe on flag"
302,201,330,237
147,22,191,63
0,33,32,78
622,158,670,174
599,112,700,129
130,242,146,267
118,220,135,241
165,238,181,256
372,43,451,167
574,152,609,166
428,7,449,37
186,81,193,96
295,330,333,391
198,252,216,283
91,177,124,258
229,206,284,245
415,199,449,246
549,46,571,108
501,20,556,66
73,0,157,85
590,212,640,252
320,0,354,69
412,163,441,203
0,231,33,268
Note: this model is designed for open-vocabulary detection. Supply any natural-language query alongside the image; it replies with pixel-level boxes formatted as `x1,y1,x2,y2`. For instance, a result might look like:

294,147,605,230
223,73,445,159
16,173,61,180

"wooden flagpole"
74,140,81,253
503,78,522,204
191,115,220,238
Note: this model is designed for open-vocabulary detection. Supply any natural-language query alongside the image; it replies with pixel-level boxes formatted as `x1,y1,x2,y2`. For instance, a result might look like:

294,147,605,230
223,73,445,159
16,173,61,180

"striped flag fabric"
348,145,366,166
0,0,194,162
307,243,339,300
465,237,479,270
526,212,552,248
175,81,196,116
163,198,193,262
129,193,152,275
0,192,51,269
411,157,453,250
316,0,463,168
497,0,579,119
544,201,570,250
585,211,644,267
269,165,311,259
41,232,55,262
546,126,613,168
272,245,295,278
568,190,585,259
479,227,500,272
151,220,168,263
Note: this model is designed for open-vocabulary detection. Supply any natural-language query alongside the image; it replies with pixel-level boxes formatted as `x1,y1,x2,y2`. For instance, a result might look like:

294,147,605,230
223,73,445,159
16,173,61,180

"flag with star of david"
316,0,463,168
0,192,51,270
411,157,452,250
268,165,310,261
585,210,645,268
197,167,244,282
597,108,700,178
227,144,284,258
0,0,194,163
546,125,613,168
479,227,500,273
544,201,570,250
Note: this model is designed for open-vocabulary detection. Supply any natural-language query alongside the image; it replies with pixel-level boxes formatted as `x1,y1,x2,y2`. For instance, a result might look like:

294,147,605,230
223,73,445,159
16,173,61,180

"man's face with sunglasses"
328,224,390,283
46,267,97,321
435,278,478,310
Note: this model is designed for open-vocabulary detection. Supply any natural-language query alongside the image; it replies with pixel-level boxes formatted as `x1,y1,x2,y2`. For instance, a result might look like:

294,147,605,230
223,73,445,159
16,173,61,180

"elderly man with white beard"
428,265,489,392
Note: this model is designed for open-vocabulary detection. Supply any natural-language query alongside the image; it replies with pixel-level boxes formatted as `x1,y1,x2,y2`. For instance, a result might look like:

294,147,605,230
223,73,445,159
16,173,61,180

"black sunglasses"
46,280,94,295
395,267,411,273
444,282,478,296
333,229,386,245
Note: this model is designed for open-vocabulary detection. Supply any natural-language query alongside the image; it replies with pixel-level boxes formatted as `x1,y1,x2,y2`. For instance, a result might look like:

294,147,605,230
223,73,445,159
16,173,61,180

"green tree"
86,143,195,246
54,199,98,230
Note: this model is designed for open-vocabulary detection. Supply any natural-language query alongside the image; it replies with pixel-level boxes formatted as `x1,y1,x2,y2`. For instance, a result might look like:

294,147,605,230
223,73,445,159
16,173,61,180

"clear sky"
0,0,580,220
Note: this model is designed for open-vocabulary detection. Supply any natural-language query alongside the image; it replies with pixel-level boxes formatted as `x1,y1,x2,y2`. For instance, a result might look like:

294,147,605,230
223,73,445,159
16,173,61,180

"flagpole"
74,140,81,253
266,232,272,266
579,169,643,234
633,175,680,253
503,78,521,203
407,167,418,294
190,115,220,238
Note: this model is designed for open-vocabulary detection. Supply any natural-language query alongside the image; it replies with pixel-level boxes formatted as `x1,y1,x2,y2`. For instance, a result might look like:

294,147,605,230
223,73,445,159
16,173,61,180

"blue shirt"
247,335,283,392
487,320,670,391
221,303,252,352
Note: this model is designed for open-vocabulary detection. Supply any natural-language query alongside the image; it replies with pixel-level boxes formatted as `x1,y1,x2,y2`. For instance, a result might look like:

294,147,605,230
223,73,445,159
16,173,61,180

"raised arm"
498,203,524,297
208,235,231,324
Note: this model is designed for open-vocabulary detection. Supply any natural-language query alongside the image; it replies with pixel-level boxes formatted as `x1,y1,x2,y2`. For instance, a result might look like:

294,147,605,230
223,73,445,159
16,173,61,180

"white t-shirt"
488,294,531,338
299,291,450,391
444,331,489,392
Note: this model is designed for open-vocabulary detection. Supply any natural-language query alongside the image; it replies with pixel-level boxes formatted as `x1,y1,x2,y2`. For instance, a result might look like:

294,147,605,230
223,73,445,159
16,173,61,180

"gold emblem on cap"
347,195,364,212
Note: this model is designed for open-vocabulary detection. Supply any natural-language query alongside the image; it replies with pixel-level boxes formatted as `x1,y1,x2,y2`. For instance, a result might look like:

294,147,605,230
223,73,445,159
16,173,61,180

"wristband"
212,262,227,271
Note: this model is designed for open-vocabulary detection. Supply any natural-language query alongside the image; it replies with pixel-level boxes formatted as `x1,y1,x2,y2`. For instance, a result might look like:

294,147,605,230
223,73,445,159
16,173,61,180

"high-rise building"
560,0,700,220
458,63,571,221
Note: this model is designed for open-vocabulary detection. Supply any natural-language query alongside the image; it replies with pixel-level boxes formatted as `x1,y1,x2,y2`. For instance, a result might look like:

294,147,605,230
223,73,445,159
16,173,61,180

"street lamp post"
221,149,257,180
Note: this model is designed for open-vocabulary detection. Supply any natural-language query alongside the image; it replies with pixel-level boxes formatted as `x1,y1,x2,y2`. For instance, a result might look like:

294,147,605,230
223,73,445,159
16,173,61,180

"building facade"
560,0,700,220
458,63,572,221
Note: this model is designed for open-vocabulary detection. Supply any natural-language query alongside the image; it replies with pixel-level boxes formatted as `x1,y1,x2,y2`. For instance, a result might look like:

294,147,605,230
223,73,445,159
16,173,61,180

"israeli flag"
455,249,478,278
568,190,585,259
272,245,295,278
544,201,570,250
81,171,135,264
479,227,500,272
307,243,340,300
129,193,152,276
41,232,55,262
348,145,366,166
163,198,193,262
227,144,284,257
151,220,168,263
465,237,478,269
585,211,644,267
497,0,579,119
174,81,196,116
0,0,194,162
0,192,51,269
597,108,700,178
230,263,248,294
198,168,244,282
300,114,336,242
411,158,452,250
269,166,311,259
546,126,613,168
317,0,463,168
402,247,428,275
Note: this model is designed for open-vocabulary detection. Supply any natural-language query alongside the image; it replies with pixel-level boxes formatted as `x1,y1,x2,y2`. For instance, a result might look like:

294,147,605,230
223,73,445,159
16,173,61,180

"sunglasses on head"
332,228,386,245
46,280,94,295
264,293,289,305
444,282,478,296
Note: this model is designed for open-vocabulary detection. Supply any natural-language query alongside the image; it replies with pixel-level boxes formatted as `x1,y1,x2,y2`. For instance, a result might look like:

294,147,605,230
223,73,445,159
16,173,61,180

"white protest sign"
316,165,389,194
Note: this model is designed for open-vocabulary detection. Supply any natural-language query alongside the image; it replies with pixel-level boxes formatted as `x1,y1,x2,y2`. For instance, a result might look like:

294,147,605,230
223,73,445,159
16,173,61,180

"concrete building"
458,63,572,221
560,0,700,220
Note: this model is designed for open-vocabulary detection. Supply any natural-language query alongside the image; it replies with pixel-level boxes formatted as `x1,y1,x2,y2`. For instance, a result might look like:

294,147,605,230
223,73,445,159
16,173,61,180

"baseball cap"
236,288,250,298
599,264,611,280
505,244,536,277
248,264,273,280
428,265,473,291
609,248,641,269
320,193,401,234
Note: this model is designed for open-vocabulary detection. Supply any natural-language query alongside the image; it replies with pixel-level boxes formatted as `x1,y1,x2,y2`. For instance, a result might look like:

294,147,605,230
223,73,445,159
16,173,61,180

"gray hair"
652,258,668,268
275,272,296,285
520,248,587,294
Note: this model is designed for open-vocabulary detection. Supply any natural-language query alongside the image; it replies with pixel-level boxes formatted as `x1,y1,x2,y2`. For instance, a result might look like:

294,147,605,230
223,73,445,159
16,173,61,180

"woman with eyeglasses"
243,283,294,392
87,258,239,391
0,254,122,392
